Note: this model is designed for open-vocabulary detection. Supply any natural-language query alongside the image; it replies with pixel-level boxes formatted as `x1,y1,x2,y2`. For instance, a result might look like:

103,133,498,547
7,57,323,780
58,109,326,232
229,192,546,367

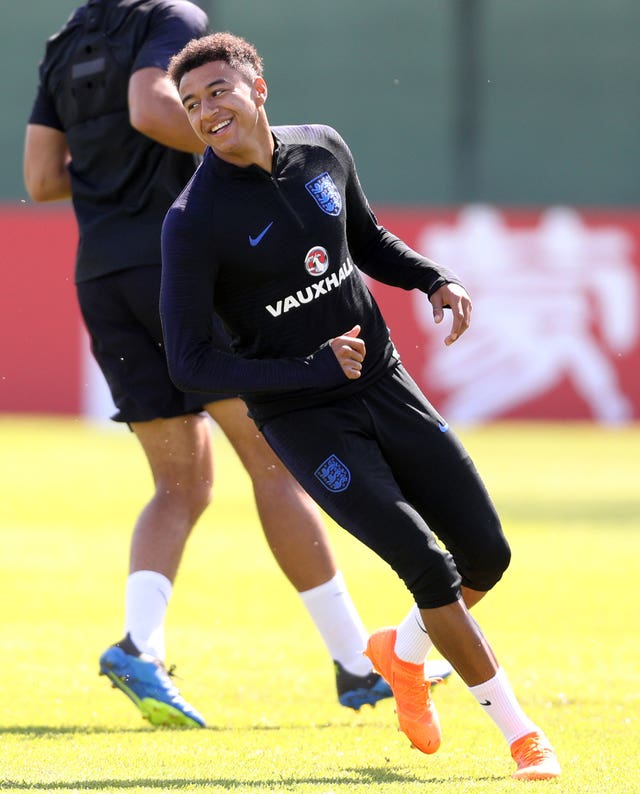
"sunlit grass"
1,417,638,793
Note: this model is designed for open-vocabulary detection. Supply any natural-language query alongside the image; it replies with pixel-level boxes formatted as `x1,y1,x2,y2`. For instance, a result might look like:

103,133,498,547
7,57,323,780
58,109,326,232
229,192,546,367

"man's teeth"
210,119,231,134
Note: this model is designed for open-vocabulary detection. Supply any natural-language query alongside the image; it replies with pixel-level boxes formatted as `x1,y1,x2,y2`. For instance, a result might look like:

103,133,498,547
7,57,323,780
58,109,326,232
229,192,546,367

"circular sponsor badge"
304,246,329,276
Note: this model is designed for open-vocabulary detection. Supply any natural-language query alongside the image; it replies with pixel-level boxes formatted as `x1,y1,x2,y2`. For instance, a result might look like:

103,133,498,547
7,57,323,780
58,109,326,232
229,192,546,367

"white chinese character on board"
414,205,638,424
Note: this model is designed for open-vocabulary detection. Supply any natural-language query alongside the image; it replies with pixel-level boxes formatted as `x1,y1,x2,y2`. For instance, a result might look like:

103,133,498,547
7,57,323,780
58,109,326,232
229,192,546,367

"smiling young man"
159,33,561,780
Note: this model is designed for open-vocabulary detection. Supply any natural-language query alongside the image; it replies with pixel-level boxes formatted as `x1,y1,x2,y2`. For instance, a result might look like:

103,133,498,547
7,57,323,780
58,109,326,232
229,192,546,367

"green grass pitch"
1,416,638,793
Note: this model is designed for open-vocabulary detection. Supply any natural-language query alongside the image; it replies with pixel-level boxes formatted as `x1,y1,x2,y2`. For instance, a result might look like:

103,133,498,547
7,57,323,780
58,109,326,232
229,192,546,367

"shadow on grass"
0,768,504,790
0,721,374,737
0,725,167,736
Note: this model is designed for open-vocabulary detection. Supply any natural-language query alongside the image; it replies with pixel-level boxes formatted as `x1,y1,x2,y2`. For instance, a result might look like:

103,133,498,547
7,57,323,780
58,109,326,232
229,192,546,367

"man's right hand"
329,325,366,379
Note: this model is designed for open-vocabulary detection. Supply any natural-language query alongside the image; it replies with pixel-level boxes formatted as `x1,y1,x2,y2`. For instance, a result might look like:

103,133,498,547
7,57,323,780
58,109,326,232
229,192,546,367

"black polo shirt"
28,0,208,283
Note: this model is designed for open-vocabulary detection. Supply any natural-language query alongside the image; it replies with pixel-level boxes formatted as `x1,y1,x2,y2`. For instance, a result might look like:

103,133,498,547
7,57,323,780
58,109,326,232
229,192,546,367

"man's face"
178,60,266,166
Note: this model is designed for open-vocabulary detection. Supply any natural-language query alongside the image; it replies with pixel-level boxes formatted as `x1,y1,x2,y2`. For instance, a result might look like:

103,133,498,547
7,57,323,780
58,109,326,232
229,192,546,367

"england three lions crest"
314,454,351,493
305,172,342,216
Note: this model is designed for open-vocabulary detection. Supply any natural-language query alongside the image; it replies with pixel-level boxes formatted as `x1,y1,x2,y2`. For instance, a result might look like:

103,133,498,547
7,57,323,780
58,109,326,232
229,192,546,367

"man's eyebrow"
181,78,227,106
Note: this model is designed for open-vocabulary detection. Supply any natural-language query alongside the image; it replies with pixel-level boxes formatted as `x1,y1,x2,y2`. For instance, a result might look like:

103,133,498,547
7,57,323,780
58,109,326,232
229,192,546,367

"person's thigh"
366,365,510,591
207,397,338,590
206,397,288,477
131,412,214,495
262,395,461,607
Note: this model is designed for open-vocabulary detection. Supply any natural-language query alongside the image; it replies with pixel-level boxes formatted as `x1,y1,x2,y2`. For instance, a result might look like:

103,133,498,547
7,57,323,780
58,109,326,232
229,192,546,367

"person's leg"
207,399,335,589
206,397,396,708
262,385,559,778
128,415,213,579
78,269,218,728
364,368,560,778
99,413,213,728
126,413,214,654
416,599,559,779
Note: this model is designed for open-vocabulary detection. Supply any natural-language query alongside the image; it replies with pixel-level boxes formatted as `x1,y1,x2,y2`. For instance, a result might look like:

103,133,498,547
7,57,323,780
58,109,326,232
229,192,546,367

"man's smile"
208,118,231,135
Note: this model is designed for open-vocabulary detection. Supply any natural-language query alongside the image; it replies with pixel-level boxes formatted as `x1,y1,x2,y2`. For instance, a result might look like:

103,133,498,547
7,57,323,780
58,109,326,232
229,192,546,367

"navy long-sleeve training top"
160,124,461,426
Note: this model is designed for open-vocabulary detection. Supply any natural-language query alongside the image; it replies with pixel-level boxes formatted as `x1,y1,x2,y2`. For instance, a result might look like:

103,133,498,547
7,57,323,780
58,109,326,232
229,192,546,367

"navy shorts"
262,364,511,608
77,265,226,423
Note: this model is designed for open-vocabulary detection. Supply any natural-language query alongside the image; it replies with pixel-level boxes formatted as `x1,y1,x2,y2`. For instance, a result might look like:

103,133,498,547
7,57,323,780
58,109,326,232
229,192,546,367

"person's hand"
429,283,472,346
330,325,366,379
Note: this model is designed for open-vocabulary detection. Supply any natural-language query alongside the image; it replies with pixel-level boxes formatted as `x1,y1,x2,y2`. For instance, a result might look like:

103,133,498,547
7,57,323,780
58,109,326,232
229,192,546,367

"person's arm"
163,309,362,396
335,130,471,343
128,1,208,154
160,207,352,395
342,151,459,294
23,124,71,202
128,66,205,154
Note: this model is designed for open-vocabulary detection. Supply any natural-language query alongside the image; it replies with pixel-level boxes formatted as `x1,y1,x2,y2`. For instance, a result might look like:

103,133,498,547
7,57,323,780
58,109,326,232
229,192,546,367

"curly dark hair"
168,32,264,88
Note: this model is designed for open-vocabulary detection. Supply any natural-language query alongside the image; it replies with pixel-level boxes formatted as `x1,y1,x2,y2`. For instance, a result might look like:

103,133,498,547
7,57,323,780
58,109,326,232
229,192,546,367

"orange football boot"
510,731,561,780
364,627,441,754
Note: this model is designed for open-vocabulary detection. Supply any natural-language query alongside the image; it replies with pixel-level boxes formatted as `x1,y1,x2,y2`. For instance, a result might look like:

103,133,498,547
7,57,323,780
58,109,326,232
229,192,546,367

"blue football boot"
99,635,205,727
335,661,394,710
336,657,453,711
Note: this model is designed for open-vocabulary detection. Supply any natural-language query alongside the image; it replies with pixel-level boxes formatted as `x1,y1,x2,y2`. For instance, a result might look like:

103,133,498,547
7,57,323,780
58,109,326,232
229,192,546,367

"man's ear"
254,76,268,106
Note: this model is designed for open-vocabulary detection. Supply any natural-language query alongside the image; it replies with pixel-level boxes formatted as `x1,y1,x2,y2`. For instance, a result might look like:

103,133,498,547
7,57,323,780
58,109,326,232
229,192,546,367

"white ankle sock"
125,570,172,660
298,571,371,676
469,667,539,744
394,604,434,664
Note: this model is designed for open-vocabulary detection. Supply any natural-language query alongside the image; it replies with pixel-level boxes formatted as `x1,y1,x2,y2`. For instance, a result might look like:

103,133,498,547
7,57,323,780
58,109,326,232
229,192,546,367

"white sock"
298,571,372,676
394,604,434,664
124,570,172,660
469,667,539,744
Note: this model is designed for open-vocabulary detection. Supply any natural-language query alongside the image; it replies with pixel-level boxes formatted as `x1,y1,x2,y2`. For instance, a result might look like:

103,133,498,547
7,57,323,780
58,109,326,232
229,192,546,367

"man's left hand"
429,283,472,346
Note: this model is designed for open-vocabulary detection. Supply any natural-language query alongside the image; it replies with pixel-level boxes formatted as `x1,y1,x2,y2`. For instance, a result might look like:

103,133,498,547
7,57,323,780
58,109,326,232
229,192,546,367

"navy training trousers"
262,363,511,609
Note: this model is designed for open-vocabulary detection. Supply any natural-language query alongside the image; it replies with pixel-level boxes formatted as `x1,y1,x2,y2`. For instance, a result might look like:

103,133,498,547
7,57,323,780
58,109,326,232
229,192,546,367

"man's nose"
201,99,219,120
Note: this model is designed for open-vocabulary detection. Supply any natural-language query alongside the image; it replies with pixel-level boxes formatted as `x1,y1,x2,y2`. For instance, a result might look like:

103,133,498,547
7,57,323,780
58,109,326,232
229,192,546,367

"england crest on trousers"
305,172,342,216
314,454,351,492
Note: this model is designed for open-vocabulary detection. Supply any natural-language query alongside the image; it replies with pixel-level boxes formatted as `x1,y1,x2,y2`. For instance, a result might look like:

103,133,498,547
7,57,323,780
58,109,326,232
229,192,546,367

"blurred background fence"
2,0,639,422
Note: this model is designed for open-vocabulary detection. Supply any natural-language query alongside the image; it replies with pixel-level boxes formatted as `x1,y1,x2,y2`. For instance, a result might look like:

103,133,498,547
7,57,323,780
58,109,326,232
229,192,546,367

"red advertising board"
374,206,640,423
0,205,82,414
1,204,639,422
